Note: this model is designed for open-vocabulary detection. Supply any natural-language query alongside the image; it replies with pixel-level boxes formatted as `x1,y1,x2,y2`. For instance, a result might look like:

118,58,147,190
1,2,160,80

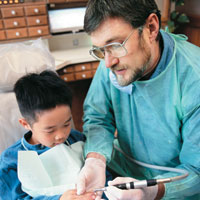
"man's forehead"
90,18,132,46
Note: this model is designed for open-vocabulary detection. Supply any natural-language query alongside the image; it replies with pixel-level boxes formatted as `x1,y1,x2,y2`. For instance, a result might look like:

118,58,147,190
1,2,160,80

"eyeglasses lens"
92,49,105,59
92,44,127,60
106,44,126,58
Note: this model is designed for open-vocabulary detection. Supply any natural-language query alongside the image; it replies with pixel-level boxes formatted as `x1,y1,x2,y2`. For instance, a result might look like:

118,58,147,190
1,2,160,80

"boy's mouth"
54,141,64,146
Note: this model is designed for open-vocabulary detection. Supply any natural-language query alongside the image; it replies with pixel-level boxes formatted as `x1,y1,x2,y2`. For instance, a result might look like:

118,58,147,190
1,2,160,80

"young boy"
0,70,96,200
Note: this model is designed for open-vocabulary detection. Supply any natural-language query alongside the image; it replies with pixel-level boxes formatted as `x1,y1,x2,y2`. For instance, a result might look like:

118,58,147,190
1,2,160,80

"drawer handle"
15,32,20,37
34,8,39,14
82,74,86,78
37,29,42,34
81,65,86,70
64,77,68,81
35,19,40,24
63,69,67,73
11,10,16,15
13,21,18,26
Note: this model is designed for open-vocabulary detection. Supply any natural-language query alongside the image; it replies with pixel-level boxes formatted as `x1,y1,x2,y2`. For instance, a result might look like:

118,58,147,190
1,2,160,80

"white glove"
77,158,106,200
104,177,158,200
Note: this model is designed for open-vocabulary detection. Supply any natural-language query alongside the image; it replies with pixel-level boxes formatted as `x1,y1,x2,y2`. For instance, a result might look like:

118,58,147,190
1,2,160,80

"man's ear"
19,118,32,131
146,13,160,43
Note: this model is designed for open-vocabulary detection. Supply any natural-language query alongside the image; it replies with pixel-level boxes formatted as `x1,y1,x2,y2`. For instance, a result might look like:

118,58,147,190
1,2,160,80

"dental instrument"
94,144,189,192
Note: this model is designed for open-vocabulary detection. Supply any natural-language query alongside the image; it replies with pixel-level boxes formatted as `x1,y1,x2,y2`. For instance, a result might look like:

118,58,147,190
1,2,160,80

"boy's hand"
60,189,96,200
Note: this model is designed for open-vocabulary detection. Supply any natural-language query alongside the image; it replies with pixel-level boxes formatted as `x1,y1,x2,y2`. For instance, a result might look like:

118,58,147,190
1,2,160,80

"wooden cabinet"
0,2,50,42
0,0,88,42
48,0,65,2
66,0,87,2
0,19,3,29
48,0,87,3
58,61,99,82
57,61,98,131
0,30,6,40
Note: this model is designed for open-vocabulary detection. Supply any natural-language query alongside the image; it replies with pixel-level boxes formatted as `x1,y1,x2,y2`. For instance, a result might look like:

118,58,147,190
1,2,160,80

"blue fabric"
109,71,133,95
150,30,174,78
83,30,200,199
0,129,85,200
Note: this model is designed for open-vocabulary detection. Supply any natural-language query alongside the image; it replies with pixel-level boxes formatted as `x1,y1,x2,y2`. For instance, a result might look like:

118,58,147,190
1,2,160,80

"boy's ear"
19,118,31,130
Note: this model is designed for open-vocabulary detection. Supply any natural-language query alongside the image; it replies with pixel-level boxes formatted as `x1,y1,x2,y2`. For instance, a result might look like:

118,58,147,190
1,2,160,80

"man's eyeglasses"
89,29,136,60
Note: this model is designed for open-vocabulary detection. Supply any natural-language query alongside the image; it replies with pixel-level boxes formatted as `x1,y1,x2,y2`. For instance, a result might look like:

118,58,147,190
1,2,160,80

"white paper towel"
18,141,84,197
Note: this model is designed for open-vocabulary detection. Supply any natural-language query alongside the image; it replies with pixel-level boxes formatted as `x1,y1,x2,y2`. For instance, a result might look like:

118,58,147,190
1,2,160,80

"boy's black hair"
14,70,72,125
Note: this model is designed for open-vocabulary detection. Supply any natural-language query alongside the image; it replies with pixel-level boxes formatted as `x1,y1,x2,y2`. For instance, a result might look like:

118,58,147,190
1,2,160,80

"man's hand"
77,155,106,200
104,177,158,200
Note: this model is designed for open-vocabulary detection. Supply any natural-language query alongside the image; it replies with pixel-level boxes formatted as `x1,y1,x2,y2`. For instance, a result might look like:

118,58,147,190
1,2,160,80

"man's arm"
86,152,106,163
83,61,116,162
77,62,115,197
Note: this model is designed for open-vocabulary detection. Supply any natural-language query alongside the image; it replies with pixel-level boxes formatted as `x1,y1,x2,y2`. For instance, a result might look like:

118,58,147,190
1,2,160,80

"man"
77,0,200,199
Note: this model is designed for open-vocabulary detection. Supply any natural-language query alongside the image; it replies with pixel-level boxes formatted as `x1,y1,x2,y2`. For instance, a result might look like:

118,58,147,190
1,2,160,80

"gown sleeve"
83,61,116,162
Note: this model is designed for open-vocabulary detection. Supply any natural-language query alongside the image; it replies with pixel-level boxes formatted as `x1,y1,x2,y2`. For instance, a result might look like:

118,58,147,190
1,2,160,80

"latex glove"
77,158,106,200
104,177,158,200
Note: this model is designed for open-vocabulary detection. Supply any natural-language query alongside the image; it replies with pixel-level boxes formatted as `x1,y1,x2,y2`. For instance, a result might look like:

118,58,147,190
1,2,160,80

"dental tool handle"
114,179,157,189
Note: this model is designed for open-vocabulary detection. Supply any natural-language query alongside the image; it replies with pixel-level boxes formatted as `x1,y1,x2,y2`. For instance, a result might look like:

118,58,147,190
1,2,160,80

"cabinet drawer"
25,5,47,16
0,30,6,40
27,15,48,26
1,7,24,18
74,63,91,72
92,69,97,76
66,0,88,2
62,66,74,73
60,73,75,82
48,0,66,2
6,28,28,39
91,61,99,69
28,25,49,37
4,17,26,29
75,71,93,80
0,20,3,29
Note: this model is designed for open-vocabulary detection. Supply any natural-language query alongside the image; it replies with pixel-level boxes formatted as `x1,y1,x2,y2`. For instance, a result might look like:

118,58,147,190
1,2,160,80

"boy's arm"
21,189,95,200
22,195,61,200
0,162,94,200
0,158,61,200
0,175,61,200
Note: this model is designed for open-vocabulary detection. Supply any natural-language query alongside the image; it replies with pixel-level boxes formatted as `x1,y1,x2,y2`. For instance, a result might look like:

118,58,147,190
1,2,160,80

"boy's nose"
55,132,65,142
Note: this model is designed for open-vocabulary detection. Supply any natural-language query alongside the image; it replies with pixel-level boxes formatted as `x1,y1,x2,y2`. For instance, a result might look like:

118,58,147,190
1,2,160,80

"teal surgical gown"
83,31,200,199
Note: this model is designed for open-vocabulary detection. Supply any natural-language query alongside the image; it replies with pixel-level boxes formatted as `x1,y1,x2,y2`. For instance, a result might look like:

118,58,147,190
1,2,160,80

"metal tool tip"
94,187,107,192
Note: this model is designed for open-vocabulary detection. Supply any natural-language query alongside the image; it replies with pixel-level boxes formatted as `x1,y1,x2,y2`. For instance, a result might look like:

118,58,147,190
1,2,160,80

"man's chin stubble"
116,69,144,86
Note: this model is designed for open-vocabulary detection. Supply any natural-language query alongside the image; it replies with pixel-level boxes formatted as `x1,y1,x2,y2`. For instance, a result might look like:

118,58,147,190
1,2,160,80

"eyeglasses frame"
89,28,137,60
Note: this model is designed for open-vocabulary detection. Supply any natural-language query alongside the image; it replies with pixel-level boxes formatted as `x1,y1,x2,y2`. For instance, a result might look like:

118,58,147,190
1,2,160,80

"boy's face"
19,105,72,148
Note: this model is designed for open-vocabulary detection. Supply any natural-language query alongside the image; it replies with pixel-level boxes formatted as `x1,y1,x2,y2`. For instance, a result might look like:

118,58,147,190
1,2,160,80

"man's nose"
104,51,119,69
